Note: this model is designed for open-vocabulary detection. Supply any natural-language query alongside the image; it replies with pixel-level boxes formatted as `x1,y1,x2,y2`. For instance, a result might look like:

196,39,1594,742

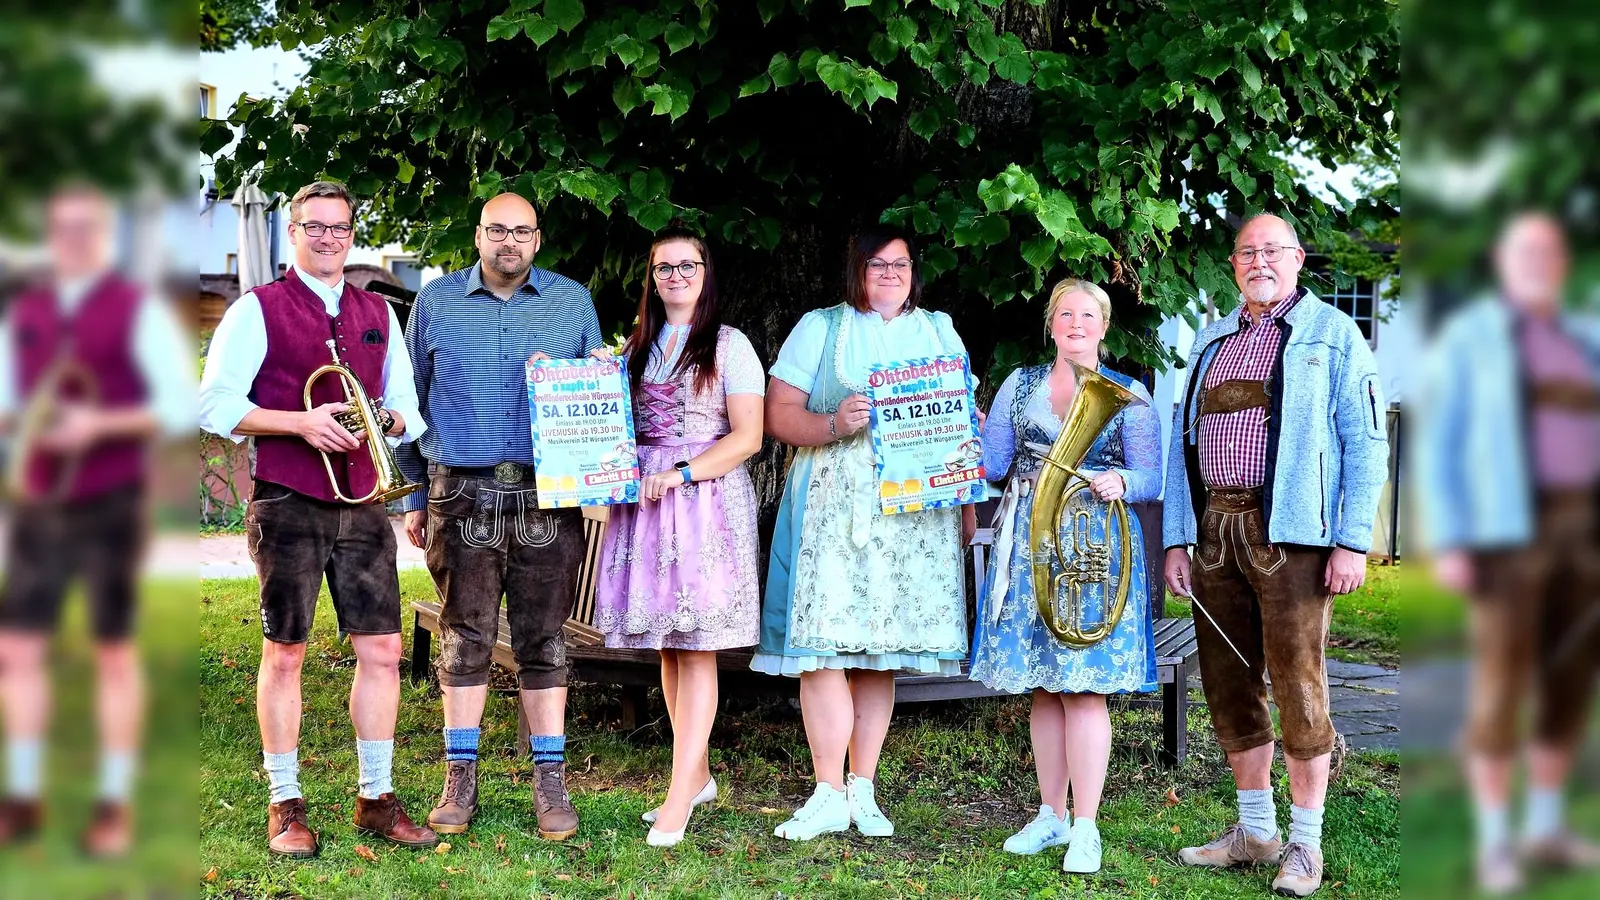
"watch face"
675,461,688,469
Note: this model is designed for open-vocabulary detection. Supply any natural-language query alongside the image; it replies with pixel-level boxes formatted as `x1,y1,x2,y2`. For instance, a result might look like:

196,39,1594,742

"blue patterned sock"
530,734,565,766
444,727,480,763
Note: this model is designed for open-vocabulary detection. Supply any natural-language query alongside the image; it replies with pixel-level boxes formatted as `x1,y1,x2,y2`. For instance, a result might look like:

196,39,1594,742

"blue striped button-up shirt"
396,262,604,512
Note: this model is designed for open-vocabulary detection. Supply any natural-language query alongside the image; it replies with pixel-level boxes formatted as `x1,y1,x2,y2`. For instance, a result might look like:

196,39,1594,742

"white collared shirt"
198,264,424,446
0,271,193,437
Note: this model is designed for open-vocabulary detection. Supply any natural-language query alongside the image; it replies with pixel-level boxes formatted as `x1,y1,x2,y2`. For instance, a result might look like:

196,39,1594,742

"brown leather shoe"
1178,823,1284,868
267,797,319,858
82,800,132,858
533,761,578,841
427,760,479,835
0,798,42,844
354,793,439,848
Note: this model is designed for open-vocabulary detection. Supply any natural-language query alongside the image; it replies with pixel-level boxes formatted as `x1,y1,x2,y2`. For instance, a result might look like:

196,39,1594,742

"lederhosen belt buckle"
493,462,527,485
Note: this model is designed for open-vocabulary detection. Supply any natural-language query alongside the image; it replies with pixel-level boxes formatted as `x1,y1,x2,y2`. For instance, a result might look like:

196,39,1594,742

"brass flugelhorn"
304,339,421,505
1029,359,1146,648
4,356,97,502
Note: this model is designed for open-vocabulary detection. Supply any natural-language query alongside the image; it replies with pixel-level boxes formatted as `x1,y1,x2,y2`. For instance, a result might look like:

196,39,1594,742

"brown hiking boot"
267,797,319,858
1272,842,1325,896
81,800,132,858
0,798,42,844
1178,823,1284,868
428,760,479,835
533,761,578,841
354,793,439,848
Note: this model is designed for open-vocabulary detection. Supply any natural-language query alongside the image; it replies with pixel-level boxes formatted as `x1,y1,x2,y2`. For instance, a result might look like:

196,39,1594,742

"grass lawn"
1164,561,1404,667
0,578,196,897
201,573,1400,899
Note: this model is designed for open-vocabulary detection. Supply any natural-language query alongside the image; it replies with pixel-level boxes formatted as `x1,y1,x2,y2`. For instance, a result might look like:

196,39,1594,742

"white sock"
1476,801,1511,855
263,749,301,804
1525,786,1564,841
6,739,42,799
98,750,136,801
1288,804,1324,853
356,739,394,800
1237,788,1277,840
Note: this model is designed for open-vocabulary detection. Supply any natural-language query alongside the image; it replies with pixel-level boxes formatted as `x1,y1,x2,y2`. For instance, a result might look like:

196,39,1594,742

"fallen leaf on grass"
1170,825,1181,834
444,866,463,874
1148,875,1161,886
435,842,451,854
495,833,507,853
555,873,572,881
222,658,237,668
354,845,379,862
905,880,927,894
204,867,218,882
348,867,365,876
758,807,783,814
1165,787,1180,806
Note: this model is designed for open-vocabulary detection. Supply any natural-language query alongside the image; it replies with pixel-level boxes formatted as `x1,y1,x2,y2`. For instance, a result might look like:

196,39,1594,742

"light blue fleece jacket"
1162,290,1389,552
1413,296,1600,552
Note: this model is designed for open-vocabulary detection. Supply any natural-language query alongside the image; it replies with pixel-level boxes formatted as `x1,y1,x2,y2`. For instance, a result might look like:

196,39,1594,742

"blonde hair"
1044,278,1112,356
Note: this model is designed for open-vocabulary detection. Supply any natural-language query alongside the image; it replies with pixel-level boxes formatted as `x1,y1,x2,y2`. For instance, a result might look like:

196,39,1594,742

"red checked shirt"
1197,287,1306,488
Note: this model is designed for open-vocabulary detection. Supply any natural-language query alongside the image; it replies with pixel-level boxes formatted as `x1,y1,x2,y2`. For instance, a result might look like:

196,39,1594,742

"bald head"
1495,212,1568,316
476,192,541,283
1231,214,1305,307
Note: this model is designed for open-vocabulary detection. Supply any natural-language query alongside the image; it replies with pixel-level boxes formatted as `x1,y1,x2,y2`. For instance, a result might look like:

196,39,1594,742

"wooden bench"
408,501,1200,766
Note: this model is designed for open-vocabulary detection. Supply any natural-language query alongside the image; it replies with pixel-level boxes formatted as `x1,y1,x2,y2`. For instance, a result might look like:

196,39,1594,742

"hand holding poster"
528,357,640,508
867,353,984,514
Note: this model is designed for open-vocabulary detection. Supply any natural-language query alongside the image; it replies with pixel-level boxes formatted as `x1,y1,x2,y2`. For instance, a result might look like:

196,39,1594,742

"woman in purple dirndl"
593,229,765,847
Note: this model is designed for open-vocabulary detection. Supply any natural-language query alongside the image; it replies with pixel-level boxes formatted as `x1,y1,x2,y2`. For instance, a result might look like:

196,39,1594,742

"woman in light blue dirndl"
970,278,1160,874
753,227,976,842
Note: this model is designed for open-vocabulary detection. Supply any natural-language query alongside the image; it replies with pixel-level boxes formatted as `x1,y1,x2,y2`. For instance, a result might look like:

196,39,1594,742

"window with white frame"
1323,275,1380,345
388,257,424,292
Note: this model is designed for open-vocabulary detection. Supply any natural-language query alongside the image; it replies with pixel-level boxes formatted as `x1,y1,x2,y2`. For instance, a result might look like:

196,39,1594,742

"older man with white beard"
1162,214,1389,897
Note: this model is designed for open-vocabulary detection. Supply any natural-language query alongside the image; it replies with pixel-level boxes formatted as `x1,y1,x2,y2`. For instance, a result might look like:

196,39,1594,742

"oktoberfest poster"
867,353,984,514
527,357,640,508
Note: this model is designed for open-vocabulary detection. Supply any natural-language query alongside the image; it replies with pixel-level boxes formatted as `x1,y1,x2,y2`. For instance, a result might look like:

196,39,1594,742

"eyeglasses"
1230,244,1298,266
867,257,912,275
652,261,702,280
482,224,538,243
295,221,353,239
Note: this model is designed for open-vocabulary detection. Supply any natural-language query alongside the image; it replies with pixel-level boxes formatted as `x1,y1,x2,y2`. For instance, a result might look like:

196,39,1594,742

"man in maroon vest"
199,181,437,857
0,185,189,857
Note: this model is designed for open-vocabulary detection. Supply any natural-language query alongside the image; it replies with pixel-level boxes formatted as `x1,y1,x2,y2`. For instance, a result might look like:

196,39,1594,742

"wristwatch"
674,460,692,484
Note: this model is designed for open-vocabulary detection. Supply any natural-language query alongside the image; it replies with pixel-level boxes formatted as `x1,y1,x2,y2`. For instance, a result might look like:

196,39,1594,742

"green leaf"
1020,233,1056,269
738,74,772,98
966,21,1001,65
613,78,645,114
908,106,942,141
486,14,522,42
524,16,559,47
844,0,872,7
768,53,800,89
199,119,234,156
815,55,855,99
1035,190,1080,241
396,156,416,184
993,35,1032,83
1194,53,1230,81
868,33,897,66
544,0,585,34
1237,54,1263,94
756,0,785,25
886,16,917,47
955,123,976,147
410,117,441,142
977,164,1040,212
611,36,645,66
636,199,675,231
703,88,731,119
663,22,695,54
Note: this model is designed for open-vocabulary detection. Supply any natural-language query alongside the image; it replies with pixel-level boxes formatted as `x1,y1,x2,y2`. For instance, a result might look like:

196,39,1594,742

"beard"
1243,275,1279,304
487,249,530,278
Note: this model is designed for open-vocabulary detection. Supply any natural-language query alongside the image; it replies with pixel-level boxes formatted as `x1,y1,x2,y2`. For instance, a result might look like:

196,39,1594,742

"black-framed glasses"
867,257,912,275
295,221,353,239
1230,244,1297,266
652,261,702,280
482,224,538,243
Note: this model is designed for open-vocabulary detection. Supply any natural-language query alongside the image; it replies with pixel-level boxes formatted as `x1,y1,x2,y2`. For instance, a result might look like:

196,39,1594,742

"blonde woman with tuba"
970,278,1159,874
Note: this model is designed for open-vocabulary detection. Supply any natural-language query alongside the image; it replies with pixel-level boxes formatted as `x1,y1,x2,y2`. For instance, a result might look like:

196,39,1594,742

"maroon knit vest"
12,273,147,501
249,267,390,503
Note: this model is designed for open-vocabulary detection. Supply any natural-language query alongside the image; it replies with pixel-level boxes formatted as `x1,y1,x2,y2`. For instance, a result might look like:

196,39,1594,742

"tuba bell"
304,340,422,505
4,356,98,503
1029,359,1146,648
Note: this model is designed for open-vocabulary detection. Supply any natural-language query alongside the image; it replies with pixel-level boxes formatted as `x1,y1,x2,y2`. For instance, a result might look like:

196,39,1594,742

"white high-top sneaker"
846,773,895,837
773,782,850,841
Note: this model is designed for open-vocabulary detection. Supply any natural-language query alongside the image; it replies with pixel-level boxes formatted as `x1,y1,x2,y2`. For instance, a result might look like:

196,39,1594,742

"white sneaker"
1063,818,1103,874
773,783,850,841
1003,805,1071,855
846,773,895,837
642,777,718,825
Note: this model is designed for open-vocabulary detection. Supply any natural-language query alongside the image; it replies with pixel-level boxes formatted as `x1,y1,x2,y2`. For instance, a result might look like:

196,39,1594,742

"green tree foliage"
205,0,1398,382
201,0,278,52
